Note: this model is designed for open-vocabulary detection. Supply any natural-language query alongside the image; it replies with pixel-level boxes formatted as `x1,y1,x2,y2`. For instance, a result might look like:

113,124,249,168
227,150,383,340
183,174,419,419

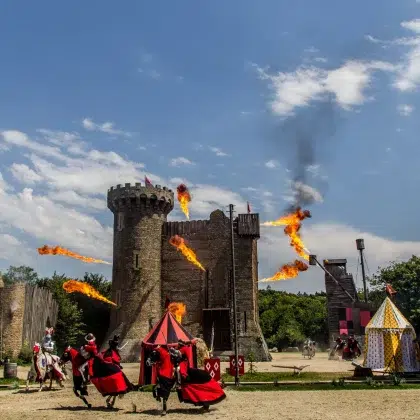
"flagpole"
229,204,240,387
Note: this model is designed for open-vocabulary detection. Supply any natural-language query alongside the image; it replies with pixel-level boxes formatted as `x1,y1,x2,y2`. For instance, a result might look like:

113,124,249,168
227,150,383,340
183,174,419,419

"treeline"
1,265,111,353
258,288,329,349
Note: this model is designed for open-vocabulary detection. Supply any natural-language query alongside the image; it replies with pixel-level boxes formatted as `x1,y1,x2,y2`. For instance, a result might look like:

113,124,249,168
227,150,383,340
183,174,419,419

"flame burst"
169,235,205,271
38,245,111,265
177,184,191,220
262,208,311,260
259,260,308,282
168,302,186,323
63,280,117,306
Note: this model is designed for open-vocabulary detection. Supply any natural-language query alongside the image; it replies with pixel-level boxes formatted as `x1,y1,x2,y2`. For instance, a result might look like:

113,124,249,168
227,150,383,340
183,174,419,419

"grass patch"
221,371,350,382
0,378,26,385
0,378,26,390
227,383,420,392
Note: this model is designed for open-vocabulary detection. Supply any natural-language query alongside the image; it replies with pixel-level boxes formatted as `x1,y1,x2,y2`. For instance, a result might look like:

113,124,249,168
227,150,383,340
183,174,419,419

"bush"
17,342,33,365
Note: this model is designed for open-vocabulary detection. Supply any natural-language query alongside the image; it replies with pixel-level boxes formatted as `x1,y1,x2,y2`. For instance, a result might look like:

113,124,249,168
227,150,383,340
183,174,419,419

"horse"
302,340,316,359
59,346,92,408
60,345,132,409
329,338,346,360
26,343,66,392
342,337,361,361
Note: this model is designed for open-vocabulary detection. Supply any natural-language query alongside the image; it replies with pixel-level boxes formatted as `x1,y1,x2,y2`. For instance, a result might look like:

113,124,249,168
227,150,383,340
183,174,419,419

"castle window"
133,251,140,270
244,311,247,333
117,212,124,231
115,290,121,306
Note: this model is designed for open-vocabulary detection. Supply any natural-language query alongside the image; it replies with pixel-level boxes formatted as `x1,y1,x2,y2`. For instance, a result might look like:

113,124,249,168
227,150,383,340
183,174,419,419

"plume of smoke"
271,99,338,209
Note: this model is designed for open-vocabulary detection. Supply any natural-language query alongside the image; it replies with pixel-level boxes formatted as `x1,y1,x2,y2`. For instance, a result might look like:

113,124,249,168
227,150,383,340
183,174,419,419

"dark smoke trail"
270,98,339,209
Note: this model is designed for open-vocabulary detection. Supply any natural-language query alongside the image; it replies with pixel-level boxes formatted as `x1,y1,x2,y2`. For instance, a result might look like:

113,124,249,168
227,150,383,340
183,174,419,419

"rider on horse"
41,328,65,379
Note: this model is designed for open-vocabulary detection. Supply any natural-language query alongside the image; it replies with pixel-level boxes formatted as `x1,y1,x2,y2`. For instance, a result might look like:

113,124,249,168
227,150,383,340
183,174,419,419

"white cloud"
0,234,32,264
257,60,394,116
82,118,131,137
149,70,161,80
188,184,246,216
36,129,80,146
1,130,64,160
265,160,280,169
209,147,229,157
10,163,43,185
366,19,420,92
0,177,112,260
397,104,414,116
169,157,195,167
49,190,105,211
259,222,420,293
401,19,420,34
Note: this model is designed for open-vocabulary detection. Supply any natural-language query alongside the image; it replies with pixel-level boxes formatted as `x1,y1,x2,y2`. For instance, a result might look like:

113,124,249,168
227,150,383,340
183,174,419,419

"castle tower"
107,182,174,361
324,258,371,345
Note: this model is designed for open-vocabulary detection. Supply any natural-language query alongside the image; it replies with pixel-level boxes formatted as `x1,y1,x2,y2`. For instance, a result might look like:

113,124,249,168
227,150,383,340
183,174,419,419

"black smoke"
270,98,340,210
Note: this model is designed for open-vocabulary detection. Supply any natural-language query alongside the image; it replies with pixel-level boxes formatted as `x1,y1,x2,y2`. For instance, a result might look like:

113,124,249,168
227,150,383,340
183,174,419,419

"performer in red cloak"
176,339,226,410
80,333,133,408
147,345,176,415
102,335,123,367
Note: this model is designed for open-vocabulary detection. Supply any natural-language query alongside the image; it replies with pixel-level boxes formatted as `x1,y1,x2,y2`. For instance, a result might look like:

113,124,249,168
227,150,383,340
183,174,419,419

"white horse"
302,339,316,359
26,343,66,392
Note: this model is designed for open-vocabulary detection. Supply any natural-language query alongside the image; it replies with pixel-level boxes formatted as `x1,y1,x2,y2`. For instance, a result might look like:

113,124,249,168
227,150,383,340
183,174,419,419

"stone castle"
105,182,271,362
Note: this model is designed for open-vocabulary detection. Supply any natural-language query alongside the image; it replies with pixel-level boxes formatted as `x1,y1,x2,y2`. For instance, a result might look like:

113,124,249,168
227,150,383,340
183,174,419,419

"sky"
1,0,420,293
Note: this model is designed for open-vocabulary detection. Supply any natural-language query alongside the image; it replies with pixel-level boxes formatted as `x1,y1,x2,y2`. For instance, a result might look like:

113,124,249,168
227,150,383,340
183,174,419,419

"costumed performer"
147,345,176,415
41,327,66,381
80,333,133,408
176,339,226,410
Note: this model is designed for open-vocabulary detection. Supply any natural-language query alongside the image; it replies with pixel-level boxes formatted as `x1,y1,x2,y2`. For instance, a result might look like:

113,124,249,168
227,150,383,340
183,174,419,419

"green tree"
36,273,85,351
73,272,112,346
258,289,328,349
369,255,420,331
1,265,39,285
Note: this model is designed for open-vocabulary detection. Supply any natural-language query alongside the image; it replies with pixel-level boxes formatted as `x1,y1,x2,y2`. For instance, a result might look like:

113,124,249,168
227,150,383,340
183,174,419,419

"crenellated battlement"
163,219,210,236
107,182,174,214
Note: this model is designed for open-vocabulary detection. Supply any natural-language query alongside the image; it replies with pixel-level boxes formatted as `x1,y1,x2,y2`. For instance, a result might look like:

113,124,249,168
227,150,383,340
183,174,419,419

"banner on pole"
229,355,244,376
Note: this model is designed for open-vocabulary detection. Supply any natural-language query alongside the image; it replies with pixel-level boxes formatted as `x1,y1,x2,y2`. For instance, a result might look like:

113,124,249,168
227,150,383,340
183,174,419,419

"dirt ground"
1,353,418,419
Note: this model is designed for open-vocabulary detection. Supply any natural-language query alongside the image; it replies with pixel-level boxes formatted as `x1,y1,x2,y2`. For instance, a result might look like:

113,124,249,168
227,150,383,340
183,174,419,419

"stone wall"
0,283,26,359
162,210,231,336
0,283,58,359
162,210,271,361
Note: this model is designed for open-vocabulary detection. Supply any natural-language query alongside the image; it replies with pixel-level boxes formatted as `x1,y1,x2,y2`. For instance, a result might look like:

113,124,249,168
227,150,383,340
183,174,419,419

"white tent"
363,297,419,372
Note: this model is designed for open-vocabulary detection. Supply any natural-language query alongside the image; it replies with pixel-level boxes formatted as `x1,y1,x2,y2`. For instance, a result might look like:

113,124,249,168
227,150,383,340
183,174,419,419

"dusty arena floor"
1,353,419,419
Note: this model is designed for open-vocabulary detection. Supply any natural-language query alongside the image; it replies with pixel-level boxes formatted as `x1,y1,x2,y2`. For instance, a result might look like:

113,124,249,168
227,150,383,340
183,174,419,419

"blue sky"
1,1,420,293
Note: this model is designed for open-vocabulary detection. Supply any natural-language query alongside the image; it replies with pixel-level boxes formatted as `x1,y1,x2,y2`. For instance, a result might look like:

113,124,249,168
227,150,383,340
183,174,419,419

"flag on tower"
247,201,251,214
145,176,153,187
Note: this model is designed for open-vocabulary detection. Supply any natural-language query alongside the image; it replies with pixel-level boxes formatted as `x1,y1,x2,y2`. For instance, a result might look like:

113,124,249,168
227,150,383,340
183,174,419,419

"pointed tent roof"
142,310,194,347
366,297,414,331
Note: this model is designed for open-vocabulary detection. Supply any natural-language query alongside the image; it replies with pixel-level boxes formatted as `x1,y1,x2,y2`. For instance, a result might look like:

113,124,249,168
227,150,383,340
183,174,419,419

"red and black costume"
60,345,91,408
102,335,123,367
82,333,133,397
149,346,176,402
176,340,226,408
